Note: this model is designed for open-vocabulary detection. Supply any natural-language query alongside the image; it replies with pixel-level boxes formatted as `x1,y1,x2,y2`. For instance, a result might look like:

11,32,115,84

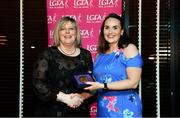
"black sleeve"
32,48,59,102
85,50,93,73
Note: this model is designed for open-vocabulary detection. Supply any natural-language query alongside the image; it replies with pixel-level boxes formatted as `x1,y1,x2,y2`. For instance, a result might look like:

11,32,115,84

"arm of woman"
104,44,142,90
32,49,59,101
101,67,142,90
85,44,143,91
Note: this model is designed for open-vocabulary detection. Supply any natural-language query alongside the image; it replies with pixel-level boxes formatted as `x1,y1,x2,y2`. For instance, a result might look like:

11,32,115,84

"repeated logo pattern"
47,0,122,60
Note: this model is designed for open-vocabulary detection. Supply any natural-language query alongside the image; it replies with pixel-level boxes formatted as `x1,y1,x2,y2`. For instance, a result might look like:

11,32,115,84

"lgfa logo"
61,14,82,23
47,13,57,24
80,28,94,39
49,30,54,39
86,13,106,23
49,0,69,8
74,0,93,8
98,0,119,8
87,44,97,53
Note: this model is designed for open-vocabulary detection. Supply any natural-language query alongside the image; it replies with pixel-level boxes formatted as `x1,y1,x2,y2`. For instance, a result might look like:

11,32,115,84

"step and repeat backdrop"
46,0,122,117
47,0,122,60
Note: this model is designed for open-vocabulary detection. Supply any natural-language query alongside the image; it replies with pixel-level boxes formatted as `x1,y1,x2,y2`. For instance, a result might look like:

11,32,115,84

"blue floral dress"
93,49,143,118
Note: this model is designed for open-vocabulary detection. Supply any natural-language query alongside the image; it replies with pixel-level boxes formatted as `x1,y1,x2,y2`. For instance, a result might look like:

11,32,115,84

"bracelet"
103,83,109,90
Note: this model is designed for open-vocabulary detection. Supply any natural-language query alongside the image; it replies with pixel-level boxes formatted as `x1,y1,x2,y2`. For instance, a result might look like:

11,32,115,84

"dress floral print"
93,49,143,117
104,96,119,112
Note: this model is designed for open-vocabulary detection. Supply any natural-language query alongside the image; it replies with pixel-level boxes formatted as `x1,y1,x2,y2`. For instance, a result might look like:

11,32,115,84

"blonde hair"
53,16,81,47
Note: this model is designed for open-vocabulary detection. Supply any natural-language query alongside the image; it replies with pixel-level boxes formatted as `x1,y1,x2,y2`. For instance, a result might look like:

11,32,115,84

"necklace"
58,46,76,56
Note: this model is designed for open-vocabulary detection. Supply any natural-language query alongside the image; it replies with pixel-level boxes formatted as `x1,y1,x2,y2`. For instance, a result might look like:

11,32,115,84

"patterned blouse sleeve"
32,48,59,101
126,53,143,68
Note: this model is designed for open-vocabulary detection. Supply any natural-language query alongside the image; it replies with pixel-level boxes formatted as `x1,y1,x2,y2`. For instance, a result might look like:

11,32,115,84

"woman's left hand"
84,82,104,91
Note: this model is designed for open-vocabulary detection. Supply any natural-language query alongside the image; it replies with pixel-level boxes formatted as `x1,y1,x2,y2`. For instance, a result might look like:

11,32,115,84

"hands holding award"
57,92,84,108
73,73,95,89
84,81,104,91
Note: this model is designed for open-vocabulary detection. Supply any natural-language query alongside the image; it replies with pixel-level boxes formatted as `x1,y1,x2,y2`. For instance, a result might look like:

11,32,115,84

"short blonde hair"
53,16,81,47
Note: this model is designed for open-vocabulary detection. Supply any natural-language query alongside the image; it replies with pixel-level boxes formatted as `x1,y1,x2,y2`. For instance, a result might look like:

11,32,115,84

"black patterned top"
32,46,94,117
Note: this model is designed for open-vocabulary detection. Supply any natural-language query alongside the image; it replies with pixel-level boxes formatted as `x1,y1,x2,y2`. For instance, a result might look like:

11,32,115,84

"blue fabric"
93,50,143,117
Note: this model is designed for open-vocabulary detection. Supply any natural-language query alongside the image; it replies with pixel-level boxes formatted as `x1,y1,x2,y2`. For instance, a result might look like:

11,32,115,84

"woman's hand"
57,92,83,108
84,82,104,91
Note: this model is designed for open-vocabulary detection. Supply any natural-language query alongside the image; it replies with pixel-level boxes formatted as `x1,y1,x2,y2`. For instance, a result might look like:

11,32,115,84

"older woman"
32,16,94,117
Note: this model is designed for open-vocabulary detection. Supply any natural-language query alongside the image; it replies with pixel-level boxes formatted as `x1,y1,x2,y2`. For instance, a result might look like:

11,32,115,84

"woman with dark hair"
85,13,143,117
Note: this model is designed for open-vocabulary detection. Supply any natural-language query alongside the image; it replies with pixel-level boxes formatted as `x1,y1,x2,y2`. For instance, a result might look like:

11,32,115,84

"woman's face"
59,21,76,46
103,17,123,45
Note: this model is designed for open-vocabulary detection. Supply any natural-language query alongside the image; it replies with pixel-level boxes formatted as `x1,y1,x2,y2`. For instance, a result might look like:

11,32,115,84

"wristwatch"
103,83,109,90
